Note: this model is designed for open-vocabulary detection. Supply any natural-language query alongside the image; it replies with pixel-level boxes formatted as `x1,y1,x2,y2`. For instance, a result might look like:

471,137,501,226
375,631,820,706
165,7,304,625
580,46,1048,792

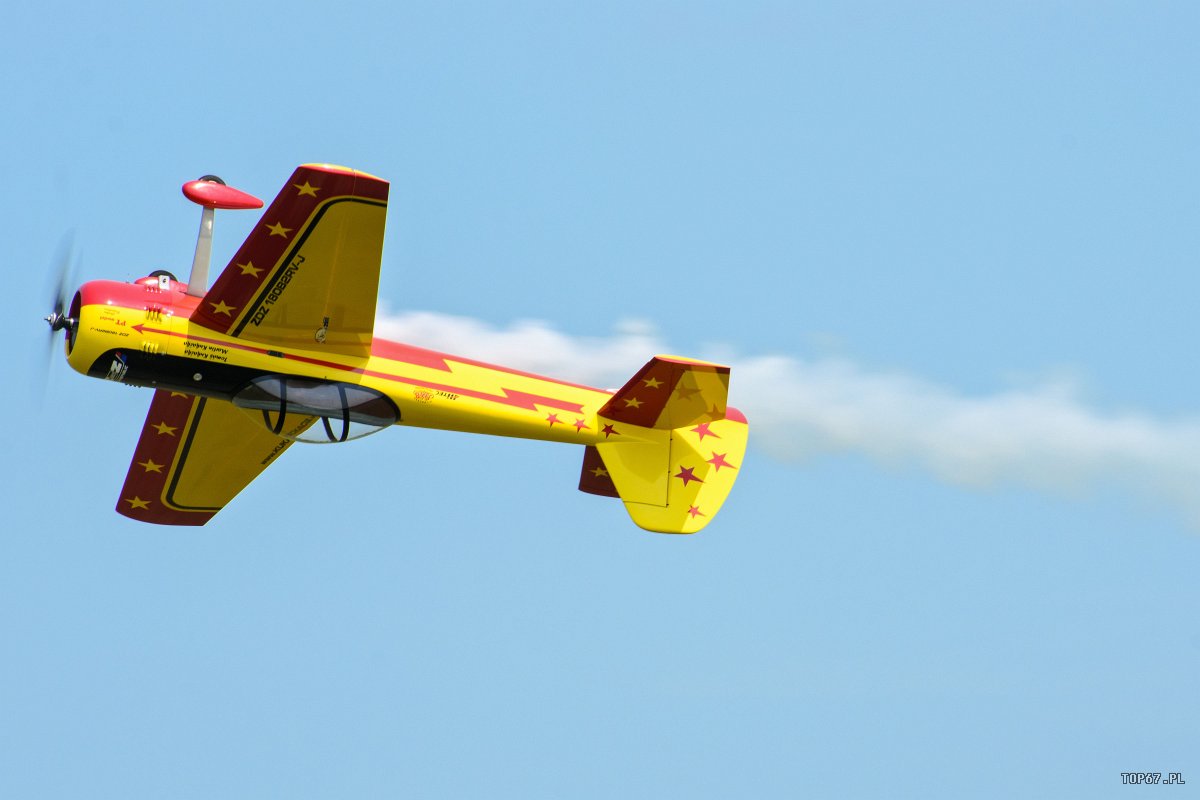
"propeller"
41,234,79,382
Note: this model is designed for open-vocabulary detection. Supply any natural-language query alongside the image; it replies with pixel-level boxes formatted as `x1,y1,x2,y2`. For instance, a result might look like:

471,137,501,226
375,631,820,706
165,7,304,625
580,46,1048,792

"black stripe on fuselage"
88,349,269,401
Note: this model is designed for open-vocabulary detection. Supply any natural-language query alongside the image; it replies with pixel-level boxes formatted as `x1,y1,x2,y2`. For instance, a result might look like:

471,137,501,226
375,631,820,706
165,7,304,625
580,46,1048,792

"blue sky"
5,2,1199,797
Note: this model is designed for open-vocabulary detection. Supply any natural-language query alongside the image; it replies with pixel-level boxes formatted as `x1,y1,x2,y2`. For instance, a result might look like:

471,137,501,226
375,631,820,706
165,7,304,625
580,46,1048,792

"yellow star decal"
209,299,236,316
153,422,177,436
138,459,164,473
294,180,320,197
642,377,663,389
237,261,262,277
589,467,609,478
124,496,151,510
266,222,292,238
623,396,643,409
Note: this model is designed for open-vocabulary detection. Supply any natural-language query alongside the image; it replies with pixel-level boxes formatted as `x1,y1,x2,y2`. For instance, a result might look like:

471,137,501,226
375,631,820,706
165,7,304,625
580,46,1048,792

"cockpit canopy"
231,376,399,443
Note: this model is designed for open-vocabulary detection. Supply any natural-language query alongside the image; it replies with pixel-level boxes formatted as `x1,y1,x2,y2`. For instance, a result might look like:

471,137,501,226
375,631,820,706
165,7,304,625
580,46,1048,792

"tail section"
579,356,748,534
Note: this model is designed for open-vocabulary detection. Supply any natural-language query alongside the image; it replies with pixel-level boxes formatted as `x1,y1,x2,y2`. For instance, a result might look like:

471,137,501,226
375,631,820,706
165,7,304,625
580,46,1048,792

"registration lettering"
251,254,305,326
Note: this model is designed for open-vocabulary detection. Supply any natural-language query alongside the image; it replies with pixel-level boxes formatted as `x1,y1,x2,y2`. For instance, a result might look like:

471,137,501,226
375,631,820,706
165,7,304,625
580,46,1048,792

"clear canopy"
231,376,399,443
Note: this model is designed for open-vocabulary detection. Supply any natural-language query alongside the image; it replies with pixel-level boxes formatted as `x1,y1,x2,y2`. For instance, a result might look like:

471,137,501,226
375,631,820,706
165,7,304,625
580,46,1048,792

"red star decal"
546,413,561,427
573,418,590,433
674,466,704,486
602,424,620,438
707,452,736,472
692,422,721,441
687,505,705,519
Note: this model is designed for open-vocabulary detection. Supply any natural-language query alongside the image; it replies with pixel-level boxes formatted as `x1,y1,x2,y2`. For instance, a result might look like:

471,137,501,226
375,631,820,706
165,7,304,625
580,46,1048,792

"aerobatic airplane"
44,164,747,532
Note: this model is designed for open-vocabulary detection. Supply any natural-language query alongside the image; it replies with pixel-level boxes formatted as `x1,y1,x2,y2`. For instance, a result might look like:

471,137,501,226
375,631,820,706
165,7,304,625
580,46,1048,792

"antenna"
181,175,264,297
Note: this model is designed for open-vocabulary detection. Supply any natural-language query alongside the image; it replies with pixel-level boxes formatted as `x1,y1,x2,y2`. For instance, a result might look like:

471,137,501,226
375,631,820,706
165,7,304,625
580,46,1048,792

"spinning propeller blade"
44,234,77,333
39,234,80,396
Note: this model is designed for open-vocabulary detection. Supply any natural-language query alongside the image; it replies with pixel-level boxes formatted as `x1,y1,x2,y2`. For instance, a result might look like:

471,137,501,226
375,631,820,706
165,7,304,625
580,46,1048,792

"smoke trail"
375,308,1200,519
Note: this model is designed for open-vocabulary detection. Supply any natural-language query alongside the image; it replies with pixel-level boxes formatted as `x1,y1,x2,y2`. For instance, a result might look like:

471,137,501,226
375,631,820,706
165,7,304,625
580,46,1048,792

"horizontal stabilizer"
578,445,620,497
599,355,730,430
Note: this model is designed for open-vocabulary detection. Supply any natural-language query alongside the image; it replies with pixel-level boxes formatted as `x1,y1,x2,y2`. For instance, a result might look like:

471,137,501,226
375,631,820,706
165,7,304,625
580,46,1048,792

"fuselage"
65,274,620,446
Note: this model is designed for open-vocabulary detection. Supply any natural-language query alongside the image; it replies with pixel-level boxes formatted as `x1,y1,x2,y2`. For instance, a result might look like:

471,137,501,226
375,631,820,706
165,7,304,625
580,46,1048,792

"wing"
189,164,389,358
115,389,310,525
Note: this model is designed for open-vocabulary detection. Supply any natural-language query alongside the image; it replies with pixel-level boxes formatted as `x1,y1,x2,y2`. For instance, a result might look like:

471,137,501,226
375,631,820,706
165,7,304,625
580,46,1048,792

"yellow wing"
189,164,389,358
115,389,311,525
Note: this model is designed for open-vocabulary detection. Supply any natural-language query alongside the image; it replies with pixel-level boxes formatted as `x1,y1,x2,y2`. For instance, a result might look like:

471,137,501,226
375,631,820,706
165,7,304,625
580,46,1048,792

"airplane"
44,164,748,533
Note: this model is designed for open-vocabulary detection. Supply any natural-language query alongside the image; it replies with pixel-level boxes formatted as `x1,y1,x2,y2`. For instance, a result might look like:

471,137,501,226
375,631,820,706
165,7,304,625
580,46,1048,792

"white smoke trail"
375,308,1200,520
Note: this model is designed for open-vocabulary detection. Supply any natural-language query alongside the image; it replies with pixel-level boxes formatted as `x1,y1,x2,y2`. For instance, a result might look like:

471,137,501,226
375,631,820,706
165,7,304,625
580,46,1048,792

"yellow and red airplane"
45,164,748,532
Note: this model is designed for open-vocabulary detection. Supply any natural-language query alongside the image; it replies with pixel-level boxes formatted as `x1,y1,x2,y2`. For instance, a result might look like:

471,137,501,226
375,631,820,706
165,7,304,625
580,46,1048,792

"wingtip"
298,163,387,182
